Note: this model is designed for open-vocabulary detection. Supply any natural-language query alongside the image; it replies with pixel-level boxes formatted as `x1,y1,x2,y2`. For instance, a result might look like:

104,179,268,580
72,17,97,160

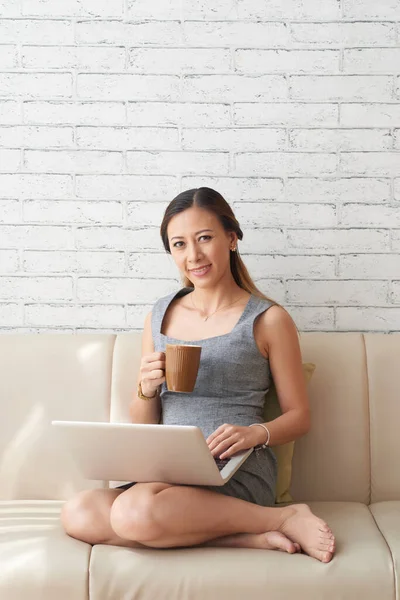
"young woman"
61,187,335,563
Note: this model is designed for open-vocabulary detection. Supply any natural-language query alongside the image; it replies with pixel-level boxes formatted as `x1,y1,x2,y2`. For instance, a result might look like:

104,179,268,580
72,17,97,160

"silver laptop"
52,421,253,486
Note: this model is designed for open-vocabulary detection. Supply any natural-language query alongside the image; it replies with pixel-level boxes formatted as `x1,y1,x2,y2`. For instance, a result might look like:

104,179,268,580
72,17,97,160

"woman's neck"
189,280,248,315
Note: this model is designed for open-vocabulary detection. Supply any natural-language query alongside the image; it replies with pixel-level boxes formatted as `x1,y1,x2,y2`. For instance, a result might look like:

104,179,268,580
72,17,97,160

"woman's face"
167,206,236,288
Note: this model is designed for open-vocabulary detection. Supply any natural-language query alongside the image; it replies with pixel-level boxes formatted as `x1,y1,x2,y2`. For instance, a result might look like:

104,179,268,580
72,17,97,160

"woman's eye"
199,235,211,241
172,241,184,248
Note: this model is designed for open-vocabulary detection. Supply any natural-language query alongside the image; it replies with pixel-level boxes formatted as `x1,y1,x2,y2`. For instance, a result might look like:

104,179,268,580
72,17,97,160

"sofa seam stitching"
362,333,372,506
368,506,397,600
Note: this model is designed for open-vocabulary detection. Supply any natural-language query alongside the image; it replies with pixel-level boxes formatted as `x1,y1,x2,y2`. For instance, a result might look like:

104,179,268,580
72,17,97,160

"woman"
61,187,335,563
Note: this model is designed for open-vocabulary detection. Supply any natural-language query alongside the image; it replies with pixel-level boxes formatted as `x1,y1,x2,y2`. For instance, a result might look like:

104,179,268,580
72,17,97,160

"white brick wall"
0,1,399,333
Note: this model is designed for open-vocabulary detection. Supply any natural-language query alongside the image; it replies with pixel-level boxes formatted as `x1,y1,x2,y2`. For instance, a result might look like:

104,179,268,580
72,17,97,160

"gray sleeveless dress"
152,287,278,507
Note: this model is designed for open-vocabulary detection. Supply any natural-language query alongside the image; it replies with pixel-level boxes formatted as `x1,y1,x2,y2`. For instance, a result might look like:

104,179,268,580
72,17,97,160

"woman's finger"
219,440,246,459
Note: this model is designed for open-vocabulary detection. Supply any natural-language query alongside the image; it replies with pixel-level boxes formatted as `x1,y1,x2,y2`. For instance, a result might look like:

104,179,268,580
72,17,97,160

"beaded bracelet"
249,423,271,448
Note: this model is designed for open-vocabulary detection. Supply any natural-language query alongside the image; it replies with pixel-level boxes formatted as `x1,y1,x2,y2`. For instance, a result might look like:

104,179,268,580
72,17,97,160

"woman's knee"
61,489,117,542
110,484,166,543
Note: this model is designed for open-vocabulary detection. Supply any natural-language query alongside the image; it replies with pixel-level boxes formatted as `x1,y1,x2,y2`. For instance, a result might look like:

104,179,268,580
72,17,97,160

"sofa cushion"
89,502,394,600
0,335,115,500
370,501,400,582
0,500,90,600
365,334,400,502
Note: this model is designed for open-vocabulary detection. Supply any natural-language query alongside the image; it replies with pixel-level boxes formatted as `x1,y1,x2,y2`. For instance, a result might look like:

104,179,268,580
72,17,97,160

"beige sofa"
0,332,399,600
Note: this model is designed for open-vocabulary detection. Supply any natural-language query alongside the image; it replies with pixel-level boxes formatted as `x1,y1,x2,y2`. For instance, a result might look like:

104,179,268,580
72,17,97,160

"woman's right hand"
139,351,166,397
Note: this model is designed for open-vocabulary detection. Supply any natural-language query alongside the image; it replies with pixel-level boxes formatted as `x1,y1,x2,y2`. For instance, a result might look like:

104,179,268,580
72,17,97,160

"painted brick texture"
0,0,399,332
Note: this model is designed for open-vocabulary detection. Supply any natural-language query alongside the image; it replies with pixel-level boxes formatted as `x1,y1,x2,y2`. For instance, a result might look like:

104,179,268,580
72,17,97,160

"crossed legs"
61,482,335,562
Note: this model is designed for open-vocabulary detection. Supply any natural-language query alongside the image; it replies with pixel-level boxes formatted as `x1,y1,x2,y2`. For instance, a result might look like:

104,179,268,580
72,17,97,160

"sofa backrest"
0,334,115,500
0,332,399,503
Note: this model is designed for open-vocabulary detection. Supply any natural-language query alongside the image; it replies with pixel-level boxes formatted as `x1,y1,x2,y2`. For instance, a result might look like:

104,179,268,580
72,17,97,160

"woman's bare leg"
60,487,299,554
61,488,143,547
110,483,335,562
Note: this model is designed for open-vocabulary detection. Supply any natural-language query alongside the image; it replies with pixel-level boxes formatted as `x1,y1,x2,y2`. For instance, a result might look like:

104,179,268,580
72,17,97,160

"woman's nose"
187,243,202,262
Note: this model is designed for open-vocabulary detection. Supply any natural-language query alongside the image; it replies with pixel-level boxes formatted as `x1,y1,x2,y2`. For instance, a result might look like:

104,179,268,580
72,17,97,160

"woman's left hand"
206,423,264,459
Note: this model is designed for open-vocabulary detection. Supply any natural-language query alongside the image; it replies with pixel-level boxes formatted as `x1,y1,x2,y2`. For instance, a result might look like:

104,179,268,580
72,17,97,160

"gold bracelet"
137,381,157,401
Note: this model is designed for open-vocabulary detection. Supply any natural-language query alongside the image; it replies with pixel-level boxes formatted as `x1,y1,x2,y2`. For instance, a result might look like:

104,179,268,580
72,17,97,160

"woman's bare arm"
129,311,162,424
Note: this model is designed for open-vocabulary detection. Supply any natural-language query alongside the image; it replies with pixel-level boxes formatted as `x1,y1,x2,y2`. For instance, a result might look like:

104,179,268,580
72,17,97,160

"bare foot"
207,531,301,553
277,504,335,563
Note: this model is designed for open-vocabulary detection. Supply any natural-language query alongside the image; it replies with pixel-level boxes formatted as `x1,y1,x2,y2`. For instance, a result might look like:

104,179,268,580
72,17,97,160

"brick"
343,0,400,19
0,0,20,15
288,229,389,252
235,152,336,176
392,281,400,303
184,21,289,47
285,178,391,203
285,306,334,330
126,0,181,19
237,0,340,19
182,128,285,151
0,72,72,98
127,102,230,127
22,0,124,17
392,130,400,150
22,45,125,70
24,149,123,174
25,303,126,327
76,20,182,45
287,279,388,305
341,104,400,127
128,253,178,278
127,0,237,19
23,200,123,224
239,228,287,254
126,304,152,329
76,226,164,252
251,278,285,303
0,149,21,171
0,225,74,249
341,204,400,227
0,101,20,124
340,153,400,176
127,202,167,227
0,19,73,44
289,129,392,151
235,201,336,228
76,126,179,150
0,276,73,301
0,174,73,199
339,254,400,277
234,103,338,126
23,250,125,274
337,308,400,331
0,304,22,326
23,101,126,125
76,175,177,200
0,250,19,273
394,179,400,201
392,230,400,250
344,49,400,73
235,49,339,74
128,48,231,74
291,22,396,46
244,254,335,277
77,74,180,101
0,125,73,148
77,277,177,303
182,177,284,201
183,75,287,102
290,76,393,102
126,151,229,175
0,45,17,68
0,199,20,223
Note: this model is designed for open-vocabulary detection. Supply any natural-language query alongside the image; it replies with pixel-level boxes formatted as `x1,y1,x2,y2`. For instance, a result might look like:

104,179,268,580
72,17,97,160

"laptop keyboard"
215,458,230,471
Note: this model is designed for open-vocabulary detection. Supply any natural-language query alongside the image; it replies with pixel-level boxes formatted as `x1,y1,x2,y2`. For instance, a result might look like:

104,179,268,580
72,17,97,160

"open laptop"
51,421,253,486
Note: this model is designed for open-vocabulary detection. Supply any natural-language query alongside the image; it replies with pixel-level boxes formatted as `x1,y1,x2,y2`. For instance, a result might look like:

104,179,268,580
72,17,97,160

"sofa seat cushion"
0,500,90,600
89,502,394,600
370,502,400,583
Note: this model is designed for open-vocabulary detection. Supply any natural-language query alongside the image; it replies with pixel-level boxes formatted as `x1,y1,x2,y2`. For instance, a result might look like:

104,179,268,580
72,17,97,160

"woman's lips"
189,264,211,277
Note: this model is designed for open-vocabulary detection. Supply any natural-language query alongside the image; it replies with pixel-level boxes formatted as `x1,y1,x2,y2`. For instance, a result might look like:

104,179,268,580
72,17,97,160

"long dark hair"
160,187,281,307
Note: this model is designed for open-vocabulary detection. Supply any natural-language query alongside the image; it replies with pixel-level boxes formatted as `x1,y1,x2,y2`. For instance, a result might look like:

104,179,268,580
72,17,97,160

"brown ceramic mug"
165,344,202,393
